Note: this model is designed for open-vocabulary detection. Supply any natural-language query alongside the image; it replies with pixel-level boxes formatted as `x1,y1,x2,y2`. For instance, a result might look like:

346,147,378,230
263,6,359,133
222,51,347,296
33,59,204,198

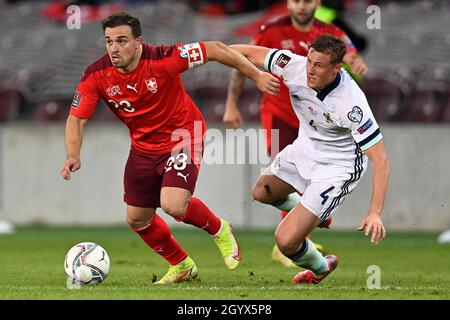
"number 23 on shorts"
164,153,188,172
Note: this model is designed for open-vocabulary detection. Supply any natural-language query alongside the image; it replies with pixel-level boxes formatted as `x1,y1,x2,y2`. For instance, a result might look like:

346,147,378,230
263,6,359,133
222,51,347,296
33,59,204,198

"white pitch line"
2,285,448,293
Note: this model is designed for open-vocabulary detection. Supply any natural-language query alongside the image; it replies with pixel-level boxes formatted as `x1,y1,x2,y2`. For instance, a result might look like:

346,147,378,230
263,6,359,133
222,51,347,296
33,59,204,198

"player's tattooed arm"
223,43,275,127
223,69,245,128
358,140,390,244
61,114,88,180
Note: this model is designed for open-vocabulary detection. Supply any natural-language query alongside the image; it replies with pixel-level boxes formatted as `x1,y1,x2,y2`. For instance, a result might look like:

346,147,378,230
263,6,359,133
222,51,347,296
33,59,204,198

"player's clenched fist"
223,104,244,128
61,157,81,180
255,71,280,96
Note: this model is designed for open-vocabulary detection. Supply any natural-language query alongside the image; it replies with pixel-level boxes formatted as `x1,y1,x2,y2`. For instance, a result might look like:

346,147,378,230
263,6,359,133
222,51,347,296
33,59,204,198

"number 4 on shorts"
320,186,335,205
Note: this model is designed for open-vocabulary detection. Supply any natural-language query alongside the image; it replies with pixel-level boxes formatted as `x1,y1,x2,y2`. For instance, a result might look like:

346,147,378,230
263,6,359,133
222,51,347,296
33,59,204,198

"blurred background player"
231,34,389,284
60,12,280,284
223,0,368,267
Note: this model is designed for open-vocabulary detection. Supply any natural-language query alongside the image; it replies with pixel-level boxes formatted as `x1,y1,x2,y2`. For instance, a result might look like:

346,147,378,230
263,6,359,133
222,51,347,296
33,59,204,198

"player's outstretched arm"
223,44,271,128
358,140,390,244
229,44,271,70
203,41,280,96
60,114,88,180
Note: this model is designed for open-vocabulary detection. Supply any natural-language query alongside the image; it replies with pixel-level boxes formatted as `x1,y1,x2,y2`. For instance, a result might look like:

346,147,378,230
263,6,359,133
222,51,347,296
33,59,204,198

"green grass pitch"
0,226,448,299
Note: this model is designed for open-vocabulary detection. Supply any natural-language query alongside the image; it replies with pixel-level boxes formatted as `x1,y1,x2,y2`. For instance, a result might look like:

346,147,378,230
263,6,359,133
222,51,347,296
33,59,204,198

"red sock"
177,197,221,235
280,211,289,220
132,214,187,266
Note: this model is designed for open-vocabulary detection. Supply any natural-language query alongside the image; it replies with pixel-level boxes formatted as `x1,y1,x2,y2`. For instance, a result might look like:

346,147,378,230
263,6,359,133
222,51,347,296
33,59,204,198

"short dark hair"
102,12,141,38
310,34,346,64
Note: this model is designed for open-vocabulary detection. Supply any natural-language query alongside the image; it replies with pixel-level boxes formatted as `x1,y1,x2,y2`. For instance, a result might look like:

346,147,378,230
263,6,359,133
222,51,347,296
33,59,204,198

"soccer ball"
64,242,110,285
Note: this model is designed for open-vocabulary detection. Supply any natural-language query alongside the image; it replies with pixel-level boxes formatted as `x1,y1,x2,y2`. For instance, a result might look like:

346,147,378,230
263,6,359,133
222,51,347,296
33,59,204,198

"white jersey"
264,49,382,181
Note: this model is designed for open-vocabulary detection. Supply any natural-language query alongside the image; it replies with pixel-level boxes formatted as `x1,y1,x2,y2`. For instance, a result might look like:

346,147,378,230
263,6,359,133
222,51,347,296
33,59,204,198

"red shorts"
123,146,202,208
261,112,299,159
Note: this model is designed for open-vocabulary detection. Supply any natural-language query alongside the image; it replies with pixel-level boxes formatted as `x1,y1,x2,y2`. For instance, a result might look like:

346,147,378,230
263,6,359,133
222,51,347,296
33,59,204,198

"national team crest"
323,112,333,124
145,78,158,93
106,85,122,97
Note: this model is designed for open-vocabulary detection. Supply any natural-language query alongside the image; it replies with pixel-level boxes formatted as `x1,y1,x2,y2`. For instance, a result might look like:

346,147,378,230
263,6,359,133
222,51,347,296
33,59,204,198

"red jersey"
70,42,208,154
253,16,357,127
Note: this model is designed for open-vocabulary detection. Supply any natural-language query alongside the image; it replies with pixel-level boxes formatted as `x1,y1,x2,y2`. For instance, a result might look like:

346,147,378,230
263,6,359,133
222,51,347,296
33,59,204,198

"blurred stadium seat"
402,74,450,122
90,102,119,122
190,88,228,123
439,90,450,123
189,87,261,124
238,89,262,123
0,1,448,124
0,89,22,121
402,88,443,123
31,101,68,121
362,78,407,122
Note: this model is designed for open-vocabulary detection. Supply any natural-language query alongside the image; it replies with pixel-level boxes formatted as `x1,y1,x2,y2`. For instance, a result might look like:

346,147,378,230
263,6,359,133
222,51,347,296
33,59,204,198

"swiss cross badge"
145,78,158,93
188,48,201,62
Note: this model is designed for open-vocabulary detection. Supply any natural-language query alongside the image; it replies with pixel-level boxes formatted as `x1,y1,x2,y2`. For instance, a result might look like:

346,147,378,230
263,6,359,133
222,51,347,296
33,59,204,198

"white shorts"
270,151,367,221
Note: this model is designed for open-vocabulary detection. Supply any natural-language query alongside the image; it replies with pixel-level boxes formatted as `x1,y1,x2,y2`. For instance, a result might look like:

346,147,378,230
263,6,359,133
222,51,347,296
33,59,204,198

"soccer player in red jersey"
60,12,280,284
223,0,368,266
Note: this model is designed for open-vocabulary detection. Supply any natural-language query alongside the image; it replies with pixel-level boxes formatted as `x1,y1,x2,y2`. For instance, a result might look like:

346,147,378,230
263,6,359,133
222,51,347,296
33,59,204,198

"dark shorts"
261,113,299,160
123,146,202,208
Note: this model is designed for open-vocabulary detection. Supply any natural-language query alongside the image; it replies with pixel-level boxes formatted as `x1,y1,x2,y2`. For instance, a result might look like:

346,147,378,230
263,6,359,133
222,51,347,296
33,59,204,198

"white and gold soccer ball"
64,242,110,285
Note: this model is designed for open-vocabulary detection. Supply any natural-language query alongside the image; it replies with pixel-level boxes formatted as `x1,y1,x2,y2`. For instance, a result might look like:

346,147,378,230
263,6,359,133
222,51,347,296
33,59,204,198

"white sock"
271,193,302,212
287,239,328,274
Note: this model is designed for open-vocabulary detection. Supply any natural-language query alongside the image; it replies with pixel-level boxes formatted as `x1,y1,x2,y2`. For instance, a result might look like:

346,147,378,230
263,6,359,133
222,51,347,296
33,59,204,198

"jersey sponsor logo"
347,106,363,124
145,78,158,93
357,118,373,134
177,46,188,59
106,85,122,97
275,53,291,68
71,91,82,108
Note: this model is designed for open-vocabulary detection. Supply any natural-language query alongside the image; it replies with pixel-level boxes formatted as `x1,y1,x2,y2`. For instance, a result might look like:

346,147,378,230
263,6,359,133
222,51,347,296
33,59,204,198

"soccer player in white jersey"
230,34,390,284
